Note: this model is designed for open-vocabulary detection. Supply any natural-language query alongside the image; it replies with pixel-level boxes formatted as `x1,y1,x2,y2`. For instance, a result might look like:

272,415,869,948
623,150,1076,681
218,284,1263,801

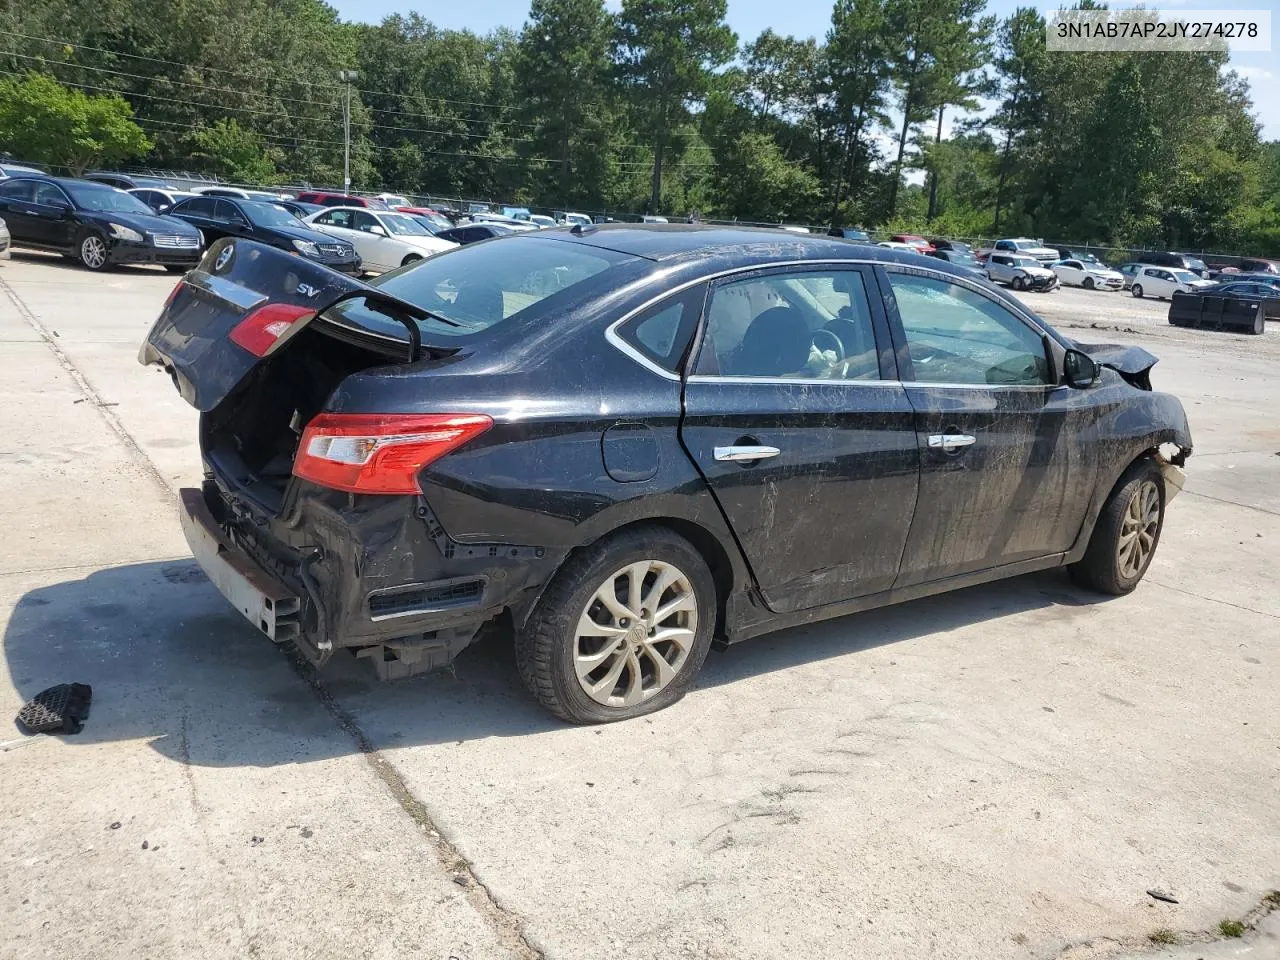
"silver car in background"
0,216,10,260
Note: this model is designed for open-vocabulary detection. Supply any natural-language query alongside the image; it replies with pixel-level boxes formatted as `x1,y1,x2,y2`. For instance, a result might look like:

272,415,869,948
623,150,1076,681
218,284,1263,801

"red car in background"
890,234,936,254
396,206,453,230
294,191,389,210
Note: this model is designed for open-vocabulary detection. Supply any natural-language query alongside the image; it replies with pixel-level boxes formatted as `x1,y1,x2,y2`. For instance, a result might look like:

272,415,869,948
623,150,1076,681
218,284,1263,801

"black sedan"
1182,280,1280,320
0,175,203,271
167,195,361,275
927,247,987,280
140,227,1192,723
435,222,517,244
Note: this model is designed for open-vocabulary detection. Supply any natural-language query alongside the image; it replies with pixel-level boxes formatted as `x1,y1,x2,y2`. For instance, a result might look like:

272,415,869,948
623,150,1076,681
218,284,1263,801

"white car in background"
1051,258,1125,290
0,215,10,259
304,206,457,273
556,211,592,226
1128,265,1215,300
373,192,410,208
528,214,557,228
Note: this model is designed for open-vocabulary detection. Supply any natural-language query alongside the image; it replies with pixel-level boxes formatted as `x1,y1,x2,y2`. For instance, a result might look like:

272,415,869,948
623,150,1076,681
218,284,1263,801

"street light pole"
337,69,359,193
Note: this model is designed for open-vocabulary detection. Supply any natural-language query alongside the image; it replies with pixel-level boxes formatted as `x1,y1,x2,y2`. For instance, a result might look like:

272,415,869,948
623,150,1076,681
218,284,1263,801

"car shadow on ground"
5,249,171,275
4,558,1107,767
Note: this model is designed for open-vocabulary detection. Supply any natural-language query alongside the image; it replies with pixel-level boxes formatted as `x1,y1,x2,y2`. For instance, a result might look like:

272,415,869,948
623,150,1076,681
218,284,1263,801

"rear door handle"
714,445,781,462
927,434,976,452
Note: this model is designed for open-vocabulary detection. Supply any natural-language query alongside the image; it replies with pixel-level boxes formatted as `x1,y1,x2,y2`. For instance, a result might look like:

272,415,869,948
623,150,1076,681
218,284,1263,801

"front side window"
887,272,1051,386
352,211,379,232
33,182,69,206
693,269,880,381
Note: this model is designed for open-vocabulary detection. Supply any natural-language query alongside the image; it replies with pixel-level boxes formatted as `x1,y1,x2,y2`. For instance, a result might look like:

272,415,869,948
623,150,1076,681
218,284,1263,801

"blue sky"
331,0,1279,139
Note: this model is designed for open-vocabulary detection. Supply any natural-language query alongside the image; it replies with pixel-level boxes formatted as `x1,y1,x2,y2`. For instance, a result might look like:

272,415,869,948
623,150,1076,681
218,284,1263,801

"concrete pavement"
0,253,1276,960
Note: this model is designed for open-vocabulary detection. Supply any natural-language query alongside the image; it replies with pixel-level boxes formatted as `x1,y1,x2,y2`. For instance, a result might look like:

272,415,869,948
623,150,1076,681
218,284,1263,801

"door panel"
880,266,1099,586
679,265,920,613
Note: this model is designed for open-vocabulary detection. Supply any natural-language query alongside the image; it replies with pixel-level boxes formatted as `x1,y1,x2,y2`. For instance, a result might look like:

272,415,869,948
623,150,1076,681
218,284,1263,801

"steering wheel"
811,328,845,360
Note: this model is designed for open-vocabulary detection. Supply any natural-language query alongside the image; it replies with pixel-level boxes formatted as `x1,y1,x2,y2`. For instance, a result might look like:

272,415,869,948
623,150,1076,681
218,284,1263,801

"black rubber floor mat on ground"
17,683,92,734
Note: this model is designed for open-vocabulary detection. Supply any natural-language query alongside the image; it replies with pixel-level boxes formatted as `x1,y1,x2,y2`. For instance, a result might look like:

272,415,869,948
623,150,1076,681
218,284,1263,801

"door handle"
927,434,976,452
714,445,781,462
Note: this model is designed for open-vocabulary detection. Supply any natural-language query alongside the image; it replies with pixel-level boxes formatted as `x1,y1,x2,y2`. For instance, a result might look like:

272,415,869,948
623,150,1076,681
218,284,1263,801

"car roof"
535,223,976,275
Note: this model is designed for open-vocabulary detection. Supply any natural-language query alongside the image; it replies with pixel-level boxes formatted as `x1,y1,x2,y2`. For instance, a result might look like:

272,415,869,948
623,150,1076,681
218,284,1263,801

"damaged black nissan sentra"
140,225,1192,723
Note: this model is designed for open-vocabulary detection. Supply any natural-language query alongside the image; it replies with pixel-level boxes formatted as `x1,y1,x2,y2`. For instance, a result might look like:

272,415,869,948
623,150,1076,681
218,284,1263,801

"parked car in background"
279,200,328,220
927,248,986,280
1238,258,1280,275
139,227,1193,721
829,226,872,243
877,240,916,250
1180,280,1280,320
303,206,456,272
1129,265,1214,299
1051,258,1125,290
1116,263,1142,289
1051,246,1107,267
502,206,533,221
642,215,670,223
195,186,294,202
928,238,973,254
374,193,410,208
986,253,1059,291
128,187,198,215
989,238,1059,263
0,161,49,179
83,171,174,191
529,214,557,229
472,213,539,231
1140,251,1210,278
889,234,934,253
294,191,389,210
1234,272,1280,289
168,195,359,274
0,175,203,272
0,215,10,259
435,222,519,245
396,206,452,230
556,211,592,226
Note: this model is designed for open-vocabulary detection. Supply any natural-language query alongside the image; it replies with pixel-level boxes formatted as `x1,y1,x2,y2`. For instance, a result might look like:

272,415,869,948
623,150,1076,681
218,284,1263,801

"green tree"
0,72,151,174
185,118,278,184
614,0,737,211
826,0,893,222
515,0,616,208
988,7,1047,231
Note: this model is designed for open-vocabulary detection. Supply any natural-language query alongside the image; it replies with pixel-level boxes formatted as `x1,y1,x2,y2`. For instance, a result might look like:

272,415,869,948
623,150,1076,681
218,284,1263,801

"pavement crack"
1181,488,1280,517
0,273,173,498
1043,889,1280,959
283,648,545,960
1146,578,1280,621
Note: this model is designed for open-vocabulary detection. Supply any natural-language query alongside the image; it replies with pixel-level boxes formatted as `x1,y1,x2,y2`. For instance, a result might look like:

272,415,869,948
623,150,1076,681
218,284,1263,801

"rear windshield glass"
325,236,620,339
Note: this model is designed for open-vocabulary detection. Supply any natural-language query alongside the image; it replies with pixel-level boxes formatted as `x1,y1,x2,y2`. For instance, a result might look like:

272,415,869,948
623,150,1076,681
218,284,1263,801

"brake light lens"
229,303,315,357
162,279,185,310
293,413,493,494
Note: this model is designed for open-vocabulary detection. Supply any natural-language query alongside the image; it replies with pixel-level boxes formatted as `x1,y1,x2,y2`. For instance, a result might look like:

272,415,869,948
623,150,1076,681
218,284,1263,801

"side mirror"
369,225,387,237
157,203,171,213
1063,348,1100,389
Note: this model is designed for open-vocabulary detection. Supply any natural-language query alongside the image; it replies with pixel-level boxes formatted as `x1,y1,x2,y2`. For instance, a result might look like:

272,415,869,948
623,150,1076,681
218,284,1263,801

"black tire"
1083,277,1095,290
77,231,111,271
1069,458,1166,596
400,253,423,267
516,527,716,723
1011,275,1025,291
1131,284,1143,299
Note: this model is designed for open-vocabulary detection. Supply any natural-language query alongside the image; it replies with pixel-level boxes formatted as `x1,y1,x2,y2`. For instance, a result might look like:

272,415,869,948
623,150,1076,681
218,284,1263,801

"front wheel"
1131,284,1144,298
400,253,423,267
78,233,110,271
516,528,716,723
1083,277,1095,290
1011,275,1026,291
1070,459,1165,595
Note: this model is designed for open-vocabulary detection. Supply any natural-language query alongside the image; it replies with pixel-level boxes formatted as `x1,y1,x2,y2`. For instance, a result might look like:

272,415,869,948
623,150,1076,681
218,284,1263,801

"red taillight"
163,279,185,310
293,413,493,494
229,303,315,358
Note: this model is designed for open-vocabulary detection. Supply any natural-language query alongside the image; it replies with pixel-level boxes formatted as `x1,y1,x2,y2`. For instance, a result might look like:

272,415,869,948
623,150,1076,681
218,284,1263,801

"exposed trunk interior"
201,323,401,513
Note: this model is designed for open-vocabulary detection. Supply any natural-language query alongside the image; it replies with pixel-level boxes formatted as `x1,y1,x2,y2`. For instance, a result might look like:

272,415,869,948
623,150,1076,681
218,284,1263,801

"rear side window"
887,272,1051,386
693,268,880,381
615,284,706,373
175,196,216,217
0,179,34,200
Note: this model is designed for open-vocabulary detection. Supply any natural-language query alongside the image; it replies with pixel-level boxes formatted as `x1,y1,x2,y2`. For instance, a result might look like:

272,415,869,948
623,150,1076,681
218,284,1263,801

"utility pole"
337,69,359,193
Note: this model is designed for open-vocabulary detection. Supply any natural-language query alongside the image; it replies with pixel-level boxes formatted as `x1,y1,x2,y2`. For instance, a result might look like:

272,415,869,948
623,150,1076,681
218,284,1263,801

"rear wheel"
516,528,715,723
1131,284,1144,298
1070,459,1165,595
78,232,110,271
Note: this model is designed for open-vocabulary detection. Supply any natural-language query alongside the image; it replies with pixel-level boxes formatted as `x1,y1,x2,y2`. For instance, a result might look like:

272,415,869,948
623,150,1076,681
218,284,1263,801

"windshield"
948,252,979,266
1173,270,1199,283
242,201,304,228
64,183,155,215
1012,257,1040,268
380,213,433,236
405,215,442,234
1186,258,1207,271
326,236,618,339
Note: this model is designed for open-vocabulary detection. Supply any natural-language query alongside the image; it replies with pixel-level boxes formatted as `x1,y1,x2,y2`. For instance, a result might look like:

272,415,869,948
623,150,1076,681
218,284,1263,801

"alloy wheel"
80,235,107,270
1117,480,1160,579
1131,284,1143,298
574,559,697,707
